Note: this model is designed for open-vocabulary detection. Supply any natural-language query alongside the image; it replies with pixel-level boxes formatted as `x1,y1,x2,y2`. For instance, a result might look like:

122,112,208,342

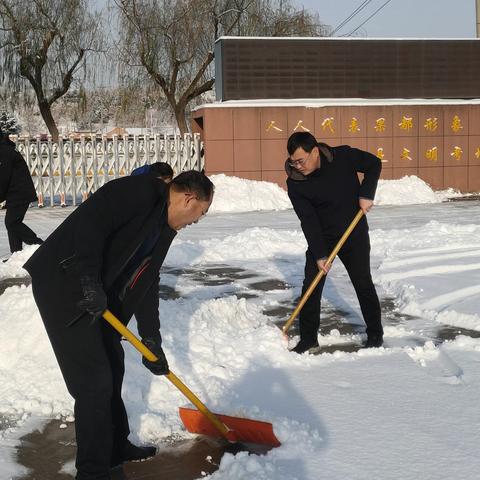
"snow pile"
372,221,480,331
209,174,290,213
375,175,463,205
0,246,38,279
207,174,465,212
167,227,305,266
0,285,72,418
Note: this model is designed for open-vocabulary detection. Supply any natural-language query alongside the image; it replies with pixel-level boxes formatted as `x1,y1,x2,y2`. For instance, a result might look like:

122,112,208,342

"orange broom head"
179,407,281,448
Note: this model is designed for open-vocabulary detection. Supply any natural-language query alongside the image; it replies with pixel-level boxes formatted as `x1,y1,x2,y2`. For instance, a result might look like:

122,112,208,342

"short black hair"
150,162,173,178
287,132,319,156
171,170,214,201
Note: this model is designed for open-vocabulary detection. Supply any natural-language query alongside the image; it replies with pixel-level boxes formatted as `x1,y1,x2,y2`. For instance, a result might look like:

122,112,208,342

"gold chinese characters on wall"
424,117,438,132
374,118,386,133
450,146,463,161
400,147,412,161
262,112,469,142
321,117,335,133
265,120,283,132
451,115,463,133
375,147,388,163
293,120,310,133
398,116,413,132
425,147,438,161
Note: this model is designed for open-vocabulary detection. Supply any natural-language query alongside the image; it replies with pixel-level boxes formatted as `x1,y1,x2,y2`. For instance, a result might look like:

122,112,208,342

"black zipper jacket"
286,144,381,260
24,175,176,338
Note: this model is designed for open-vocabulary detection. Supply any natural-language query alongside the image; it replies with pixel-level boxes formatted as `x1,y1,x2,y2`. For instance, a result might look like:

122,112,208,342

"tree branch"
31,0,60,32
48,48,85,105
38,29,57,64
185,77,215,103
183,50,214,101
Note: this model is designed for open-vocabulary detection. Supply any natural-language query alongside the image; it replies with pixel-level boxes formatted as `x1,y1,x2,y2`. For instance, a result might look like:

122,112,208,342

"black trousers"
299,229,382,342
31,279,130,480
5,202,42,253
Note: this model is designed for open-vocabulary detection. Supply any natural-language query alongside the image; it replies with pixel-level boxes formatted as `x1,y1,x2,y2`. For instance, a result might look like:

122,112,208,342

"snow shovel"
282,209,364,335
102,310,281,448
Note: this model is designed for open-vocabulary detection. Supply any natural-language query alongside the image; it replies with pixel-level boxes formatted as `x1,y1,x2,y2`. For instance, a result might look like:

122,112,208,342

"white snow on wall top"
216,36,479,42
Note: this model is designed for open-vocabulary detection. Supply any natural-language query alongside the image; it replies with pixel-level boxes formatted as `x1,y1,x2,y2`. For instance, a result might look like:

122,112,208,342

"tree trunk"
38,101,60,141
174,103,189,136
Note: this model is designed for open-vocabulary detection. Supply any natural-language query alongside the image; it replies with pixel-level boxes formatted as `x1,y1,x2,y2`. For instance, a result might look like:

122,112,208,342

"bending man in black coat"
285,132,383,354
24,170,214,480
0,132,42,253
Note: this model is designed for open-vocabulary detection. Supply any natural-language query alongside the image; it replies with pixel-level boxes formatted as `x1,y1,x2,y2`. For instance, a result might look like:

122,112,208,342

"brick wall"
192,104,480,192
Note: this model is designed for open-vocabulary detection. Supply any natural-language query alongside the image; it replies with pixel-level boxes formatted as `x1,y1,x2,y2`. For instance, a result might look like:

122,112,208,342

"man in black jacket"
24,170,214,480
0,118,42,253
285,132,383,354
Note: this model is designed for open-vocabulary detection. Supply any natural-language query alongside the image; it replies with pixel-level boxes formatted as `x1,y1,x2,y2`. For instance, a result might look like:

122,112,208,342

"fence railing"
14,133,204,207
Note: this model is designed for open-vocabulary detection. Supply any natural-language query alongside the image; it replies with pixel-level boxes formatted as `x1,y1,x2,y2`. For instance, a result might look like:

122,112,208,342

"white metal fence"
15,133,204,207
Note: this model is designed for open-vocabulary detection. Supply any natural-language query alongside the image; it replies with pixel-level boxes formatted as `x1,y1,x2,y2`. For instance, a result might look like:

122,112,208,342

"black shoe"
111,440,156,467
290,338,320,354
363,335,383,348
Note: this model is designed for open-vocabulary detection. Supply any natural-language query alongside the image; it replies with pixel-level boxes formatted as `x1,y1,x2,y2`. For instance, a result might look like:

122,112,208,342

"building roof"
194,98,480,111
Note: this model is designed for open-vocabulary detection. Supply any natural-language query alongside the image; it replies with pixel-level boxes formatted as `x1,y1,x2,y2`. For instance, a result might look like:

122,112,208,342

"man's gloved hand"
142,336,169,375
77,275,107,321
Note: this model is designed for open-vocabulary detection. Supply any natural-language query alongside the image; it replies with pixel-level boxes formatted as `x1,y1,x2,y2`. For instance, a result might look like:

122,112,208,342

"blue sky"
295,0,476,38
94,1,476,38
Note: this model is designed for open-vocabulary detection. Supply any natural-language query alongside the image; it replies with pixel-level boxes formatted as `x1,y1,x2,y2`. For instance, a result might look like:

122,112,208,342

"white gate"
15,133,204,207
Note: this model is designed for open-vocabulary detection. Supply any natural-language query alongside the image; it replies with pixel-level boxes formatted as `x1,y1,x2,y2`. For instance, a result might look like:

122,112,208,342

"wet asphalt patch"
435,325,480,342
0,276,31,295
13,419,272,480
15,420,76,480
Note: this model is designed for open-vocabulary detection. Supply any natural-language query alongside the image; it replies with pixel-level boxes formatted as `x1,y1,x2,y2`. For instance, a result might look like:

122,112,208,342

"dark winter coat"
24,175,176,338
286,144,381,260
0,137,37,206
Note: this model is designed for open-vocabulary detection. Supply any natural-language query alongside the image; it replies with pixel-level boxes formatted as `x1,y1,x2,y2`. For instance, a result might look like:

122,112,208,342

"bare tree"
0,0,103,140
114,0,327,134
235,0,330,37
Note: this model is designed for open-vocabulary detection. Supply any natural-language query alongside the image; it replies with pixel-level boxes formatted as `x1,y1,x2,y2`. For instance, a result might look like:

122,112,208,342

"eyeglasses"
287,150,312,168
287,158,306,168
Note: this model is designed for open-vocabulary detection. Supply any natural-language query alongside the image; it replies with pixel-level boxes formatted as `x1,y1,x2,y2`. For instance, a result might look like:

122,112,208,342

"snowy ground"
0,176,479,479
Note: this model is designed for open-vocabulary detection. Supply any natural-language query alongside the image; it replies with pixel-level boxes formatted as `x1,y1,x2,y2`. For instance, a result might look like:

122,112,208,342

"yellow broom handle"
282,210,364,334
102,310,231,438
